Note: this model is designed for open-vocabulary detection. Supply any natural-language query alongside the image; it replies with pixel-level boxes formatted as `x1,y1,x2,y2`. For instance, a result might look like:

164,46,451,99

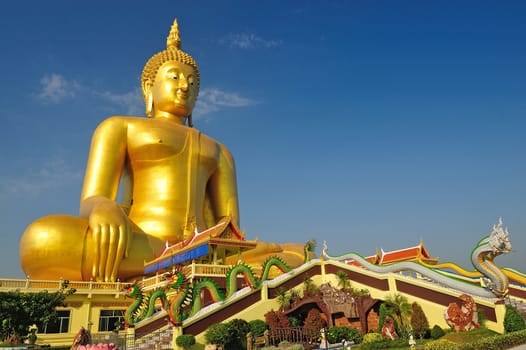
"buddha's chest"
127,123,219,170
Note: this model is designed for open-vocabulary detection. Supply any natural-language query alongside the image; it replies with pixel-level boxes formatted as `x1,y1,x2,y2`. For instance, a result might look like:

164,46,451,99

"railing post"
246,332,253,350
125,326,135,350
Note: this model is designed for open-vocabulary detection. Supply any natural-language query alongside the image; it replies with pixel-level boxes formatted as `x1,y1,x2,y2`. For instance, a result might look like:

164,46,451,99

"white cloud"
35,74,255,119
0,158,82,197
36,74,80,104
194,88,257,118
97,88,144,116
36,73,144,115
220,33,282,49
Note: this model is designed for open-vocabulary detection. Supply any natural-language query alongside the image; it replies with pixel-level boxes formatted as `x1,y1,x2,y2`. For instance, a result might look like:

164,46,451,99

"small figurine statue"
409,334,416,349
319,328,329,349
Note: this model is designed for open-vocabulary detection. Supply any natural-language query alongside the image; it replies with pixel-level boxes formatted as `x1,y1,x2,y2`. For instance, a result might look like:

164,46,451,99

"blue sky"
1,1,525,278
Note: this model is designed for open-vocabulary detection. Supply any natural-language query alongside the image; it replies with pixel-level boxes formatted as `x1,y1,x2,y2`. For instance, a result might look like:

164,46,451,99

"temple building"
345,240,439,267
143,218,257,275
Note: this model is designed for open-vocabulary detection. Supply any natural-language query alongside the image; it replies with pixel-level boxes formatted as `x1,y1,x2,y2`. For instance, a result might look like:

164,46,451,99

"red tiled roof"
157,217,244,258
380,246,421,264
345,241,438,267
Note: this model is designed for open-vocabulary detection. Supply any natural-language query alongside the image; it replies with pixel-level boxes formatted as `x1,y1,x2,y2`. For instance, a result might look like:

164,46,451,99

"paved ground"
510,345,526,350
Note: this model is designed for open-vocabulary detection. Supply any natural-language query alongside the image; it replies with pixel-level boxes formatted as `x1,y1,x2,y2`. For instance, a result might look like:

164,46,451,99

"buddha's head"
141,20,200,124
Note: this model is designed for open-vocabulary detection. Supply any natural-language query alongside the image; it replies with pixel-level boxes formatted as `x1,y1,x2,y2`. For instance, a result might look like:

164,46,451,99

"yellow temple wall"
322,260,506,334
1,259,516,347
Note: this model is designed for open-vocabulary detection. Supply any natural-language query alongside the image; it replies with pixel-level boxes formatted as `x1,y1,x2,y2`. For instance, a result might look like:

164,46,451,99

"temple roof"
346,240,438,267
144,217,257,275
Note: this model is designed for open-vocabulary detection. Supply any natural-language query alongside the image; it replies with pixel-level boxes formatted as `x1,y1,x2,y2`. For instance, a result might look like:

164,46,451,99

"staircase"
128,328,173,350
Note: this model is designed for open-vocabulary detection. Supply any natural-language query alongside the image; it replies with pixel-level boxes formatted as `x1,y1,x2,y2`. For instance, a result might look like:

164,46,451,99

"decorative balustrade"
0,262,237,294
0,277,123,294
0,262,263,295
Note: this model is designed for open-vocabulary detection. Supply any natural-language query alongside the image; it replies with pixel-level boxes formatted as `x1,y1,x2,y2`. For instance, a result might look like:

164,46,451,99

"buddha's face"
150,60,197,118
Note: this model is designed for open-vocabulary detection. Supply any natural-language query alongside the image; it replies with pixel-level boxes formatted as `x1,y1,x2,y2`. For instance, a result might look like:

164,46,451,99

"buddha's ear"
142,79,153,117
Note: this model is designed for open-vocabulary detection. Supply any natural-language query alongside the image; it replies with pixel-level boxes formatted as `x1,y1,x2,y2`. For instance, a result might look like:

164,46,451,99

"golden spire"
166,19,181,50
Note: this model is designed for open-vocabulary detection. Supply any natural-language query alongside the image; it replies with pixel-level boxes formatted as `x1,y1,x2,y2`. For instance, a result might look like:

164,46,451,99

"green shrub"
205,323,231,346
286,345,304,350
249,319,268,336
430,325,445,339
504,304,526,333
424,339,458,350
465,329,526,350
424,329,526,350
288,316,301,327
175,334,196,348
360,338,407,350
362,332,383,343
326,326,362,344
225,318,250,349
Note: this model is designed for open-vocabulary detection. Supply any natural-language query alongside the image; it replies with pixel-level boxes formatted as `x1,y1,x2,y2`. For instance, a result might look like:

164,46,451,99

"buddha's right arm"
79,117,131,282
80,117,128,203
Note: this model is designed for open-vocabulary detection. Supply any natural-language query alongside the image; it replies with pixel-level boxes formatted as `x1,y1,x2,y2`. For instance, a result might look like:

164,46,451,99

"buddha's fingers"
92,225,101,278
124,224,131,258
112,225,127,281
105,224,119,282
98,225,109,281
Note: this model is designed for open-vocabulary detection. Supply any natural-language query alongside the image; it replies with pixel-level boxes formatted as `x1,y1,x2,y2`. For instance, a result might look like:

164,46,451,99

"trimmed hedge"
362,332,384,344
175,334,196,348
360,338,408,350
424,329,526,350
504,305,526,333
430,325,446,340
249,319,268,336
326,326,362,344
205,323,231,346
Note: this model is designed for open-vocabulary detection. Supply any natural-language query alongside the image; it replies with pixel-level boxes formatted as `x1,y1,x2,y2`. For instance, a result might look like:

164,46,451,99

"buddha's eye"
171,75,178,80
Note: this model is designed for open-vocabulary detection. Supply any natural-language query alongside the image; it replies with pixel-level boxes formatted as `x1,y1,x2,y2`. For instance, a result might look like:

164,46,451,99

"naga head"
323,240,328,255
166,271,187,289
488,217,512,254
124,283,141,298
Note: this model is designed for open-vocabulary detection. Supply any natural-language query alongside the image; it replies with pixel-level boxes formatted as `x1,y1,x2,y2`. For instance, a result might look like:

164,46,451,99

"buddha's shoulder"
94,115,146,127
197,131,231,153
101,115,149,125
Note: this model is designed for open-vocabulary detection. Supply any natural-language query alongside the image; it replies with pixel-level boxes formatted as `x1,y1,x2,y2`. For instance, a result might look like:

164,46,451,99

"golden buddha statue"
19,20,307,282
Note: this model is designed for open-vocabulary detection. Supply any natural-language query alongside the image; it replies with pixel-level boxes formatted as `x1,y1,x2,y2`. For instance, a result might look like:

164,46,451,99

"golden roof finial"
166,19,181,50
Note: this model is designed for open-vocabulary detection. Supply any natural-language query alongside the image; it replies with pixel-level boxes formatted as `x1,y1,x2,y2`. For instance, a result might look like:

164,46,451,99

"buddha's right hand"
81,196,131,281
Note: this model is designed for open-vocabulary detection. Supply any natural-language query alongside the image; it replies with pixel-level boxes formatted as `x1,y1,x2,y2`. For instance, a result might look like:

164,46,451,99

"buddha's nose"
179,77,189,91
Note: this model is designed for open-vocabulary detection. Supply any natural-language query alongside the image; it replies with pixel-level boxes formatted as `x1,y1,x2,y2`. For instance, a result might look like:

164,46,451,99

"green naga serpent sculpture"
124,271,186,325
322,218,513,298
124,256,292,325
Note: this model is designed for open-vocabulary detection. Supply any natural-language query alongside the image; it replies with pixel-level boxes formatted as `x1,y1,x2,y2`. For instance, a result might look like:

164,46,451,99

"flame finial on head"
166,19,182,50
